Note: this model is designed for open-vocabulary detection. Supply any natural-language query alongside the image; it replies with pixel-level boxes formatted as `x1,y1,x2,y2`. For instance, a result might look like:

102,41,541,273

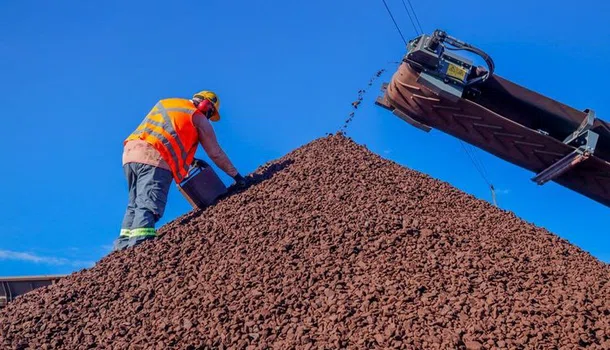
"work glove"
233,173,247,189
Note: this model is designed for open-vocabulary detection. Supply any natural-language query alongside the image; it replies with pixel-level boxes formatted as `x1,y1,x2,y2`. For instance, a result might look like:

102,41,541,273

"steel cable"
406,0,424,34
400,0,421,35
381,0,408,45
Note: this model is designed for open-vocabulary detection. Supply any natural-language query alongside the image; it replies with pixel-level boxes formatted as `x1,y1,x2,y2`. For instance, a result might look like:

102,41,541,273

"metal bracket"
532,129,599,185
532,150,591,185
532,110,599,185
563,109,596,145
571,128,599,153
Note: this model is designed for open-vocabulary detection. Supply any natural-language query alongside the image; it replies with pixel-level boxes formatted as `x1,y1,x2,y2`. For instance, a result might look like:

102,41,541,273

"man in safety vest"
113,90,246,252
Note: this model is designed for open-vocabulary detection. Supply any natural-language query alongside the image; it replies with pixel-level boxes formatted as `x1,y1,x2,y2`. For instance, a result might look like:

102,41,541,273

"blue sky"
0,0,608,276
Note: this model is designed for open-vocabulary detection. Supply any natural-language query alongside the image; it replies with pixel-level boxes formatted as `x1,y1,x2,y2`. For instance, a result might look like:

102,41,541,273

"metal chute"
376,30,610,208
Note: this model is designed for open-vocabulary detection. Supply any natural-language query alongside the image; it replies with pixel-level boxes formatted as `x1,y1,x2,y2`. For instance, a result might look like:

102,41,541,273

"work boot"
112,236,131,252
111,229,132,252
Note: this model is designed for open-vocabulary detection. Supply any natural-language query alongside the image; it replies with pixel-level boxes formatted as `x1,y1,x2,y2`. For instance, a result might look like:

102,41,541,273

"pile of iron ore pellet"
1,134,609,349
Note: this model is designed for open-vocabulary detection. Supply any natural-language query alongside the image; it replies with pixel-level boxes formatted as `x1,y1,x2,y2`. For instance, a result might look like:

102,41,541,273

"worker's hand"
232,173,247,189
192,158,209,169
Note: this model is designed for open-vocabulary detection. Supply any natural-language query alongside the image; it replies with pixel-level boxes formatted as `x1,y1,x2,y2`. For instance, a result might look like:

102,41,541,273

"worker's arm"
192,113,239,178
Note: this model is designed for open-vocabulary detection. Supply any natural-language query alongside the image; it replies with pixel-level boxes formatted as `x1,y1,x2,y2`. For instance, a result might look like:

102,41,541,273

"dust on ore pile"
1,134,609,349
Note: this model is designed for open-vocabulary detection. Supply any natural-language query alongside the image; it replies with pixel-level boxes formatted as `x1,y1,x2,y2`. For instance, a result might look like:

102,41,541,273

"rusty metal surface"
471,75,610,161
380,63,610,207
484,76,610,135
0,275,63,307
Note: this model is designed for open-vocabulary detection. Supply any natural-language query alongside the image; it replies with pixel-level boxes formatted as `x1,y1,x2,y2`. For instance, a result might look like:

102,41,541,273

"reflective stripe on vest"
132,102,196,182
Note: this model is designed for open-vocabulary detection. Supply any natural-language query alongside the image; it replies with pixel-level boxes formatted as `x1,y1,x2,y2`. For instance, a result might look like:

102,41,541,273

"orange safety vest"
125,98,199,183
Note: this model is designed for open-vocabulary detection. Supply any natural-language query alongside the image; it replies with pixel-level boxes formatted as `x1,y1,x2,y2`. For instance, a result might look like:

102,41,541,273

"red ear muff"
196,99,212,112
196,99,215,119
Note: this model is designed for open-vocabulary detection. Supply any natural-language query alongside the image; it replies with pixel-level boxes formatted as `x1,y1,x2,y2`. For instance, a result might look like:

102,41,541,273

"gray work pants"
113,162,172,252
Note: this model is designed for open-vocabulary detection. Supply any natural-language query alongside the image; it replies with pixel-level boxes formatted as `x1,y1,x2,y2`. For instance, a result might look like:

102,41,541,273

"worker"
113,91,246,252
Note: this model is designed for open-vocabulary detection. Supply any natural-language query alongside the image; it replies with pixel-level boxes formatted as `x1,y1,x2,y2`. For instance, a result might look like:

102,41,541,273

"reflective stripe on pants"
129,227,157,238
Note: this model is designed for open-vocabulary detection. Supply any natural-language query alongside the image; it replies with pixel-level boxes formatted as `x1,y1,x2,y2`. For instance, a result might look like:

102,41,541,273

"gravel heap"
1,134,609,349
